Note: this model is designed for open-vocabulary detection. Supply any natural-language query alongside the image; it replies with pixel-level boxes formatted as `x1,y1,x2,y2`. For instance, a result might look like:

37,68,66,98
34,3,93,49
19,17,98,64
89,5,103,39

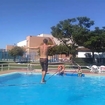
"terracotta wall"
6,45,14,51
26,36,53,54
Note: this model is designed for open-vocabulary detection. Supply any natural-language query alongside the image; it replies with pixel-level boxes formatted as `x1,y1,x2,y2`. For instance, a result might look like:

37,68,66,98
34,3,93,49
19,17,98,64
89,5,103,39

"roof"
77,47,90,51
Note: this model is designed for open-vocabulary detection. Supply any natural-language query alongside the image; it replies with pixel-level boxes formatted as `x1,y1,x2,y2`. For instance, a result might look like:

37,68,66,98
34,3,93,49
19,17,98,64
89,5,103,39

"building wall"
6,34,62,51
25,35,55,61
6,45,14,51
5,35,85,61
26,35,53,53
78,52,105,58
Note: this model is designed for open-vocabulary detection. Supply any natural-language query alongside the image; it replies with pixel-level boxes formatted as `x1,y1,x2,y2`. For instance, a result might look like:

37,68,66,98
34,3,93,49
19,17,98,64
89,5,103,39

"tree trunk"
13,56,16,62
92,51,95,64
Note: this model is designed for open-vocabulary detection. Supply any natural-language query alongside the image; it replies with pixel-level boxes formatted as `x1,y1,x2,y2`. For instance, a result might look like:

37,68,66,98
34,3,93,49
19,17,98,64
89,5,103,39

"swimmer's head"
78,66,81,70
43,38,48,44
60,66,63,69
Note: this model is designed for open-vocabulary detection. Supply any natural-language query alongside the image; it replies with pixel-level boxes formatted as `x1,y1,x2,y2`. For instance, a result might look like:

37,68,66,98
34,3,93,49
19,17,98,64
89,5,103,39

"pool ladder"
26,64,35,74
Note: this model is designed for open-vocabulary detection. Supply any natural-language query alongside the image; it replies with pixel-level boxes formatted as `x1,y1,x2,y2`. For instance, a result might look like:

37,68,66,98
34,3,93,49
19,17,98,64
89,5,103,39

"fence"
0,50,59,63
0,62,89,73
0,63,59,71
0,63,28,71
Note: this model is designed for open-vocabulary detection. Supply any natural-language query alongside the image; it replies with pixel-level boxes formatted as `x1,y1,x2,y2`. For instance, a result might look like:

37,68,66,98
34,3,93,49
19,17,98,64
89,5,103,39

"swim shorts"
40,58,48,72
59,72,64,76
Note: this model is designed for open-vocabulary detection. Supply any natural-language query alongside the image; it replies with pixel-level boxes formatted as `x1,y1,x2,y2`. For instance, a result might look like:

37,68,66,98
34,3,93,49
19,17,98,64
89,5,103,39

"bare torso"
39,44,49,58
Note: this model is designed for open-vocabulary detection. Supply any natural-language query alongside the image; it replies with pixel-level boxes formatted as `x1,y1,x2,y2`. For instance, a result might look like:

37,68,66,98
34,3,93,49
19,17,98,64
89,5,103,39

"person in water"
77,66,82,77
57,65,65,75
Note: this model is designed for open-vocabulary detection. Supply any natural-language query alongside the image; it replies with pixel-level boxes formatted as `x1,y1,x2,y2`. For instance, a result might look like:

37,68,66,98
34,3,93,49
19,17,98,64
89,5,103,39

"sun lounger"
90,65,99,73
99,65,105,73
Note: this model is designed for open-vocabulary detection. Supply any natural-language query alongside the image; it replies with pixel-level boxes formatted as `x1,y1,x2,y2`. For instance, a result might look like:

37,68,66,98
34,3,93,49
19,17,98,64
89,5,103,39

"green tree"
51,17,94,59
83,27,105,63
48,46,58,56
57,44,69,55
8,46,25,61
73,25,105,63
48,44,70,56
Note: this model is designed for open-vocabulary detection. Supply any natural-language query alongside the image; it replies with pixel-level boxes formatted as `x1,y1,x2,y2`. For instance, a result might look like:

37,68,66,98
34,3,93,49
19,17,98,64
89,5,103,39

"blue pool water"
0,72,105,105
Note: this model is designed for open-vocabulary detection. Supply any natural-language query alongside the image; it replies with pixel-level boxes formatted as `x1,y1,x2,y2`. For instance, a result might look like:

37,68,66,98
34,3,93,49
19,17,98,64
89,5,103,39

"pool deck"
0,69,105,76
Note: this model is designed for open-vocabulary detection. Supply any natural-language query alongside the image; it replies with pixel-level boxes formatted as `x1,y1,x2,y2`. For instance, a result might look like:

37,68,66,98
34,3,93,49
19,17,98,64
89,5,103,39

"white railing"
0,63,38,75
0,64,9,71
0,63,28,71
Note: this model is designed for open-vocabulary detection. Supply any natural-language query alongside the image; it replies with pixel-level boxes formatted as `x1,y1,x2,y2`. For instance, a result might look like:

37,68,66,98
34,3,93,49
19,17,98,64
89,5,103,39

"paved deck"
0,69,105,76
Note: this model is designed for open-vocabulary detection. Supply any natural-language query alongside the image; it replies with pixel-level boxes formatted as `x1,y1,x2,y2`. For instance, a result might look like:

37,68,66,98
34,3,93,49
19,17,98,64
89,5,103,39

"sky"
0,0,105,49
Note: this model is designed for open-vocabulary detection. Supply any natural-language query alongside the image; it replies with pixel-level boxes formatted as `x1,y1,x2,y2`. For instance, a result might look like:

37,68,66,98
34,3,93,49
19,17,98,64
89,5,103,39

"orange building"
6,45,15,51
26,35,53,54
6,34,57,61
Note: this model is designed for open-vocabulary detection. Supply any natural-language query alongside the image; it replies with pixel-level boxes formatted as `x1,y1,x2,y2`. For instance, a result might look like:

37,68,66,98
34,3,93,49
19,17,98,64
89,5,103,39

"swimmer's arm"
80,69,82,72
76,69,79,73
63,66,65,71
48,37,56,48
48,44,55,48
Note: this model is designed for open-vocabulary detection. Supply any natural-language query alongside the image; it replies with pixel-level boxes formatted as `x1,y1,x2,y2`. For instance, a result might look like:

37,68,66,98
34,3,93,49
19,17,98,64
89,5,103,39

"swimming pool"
0,72,105,105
